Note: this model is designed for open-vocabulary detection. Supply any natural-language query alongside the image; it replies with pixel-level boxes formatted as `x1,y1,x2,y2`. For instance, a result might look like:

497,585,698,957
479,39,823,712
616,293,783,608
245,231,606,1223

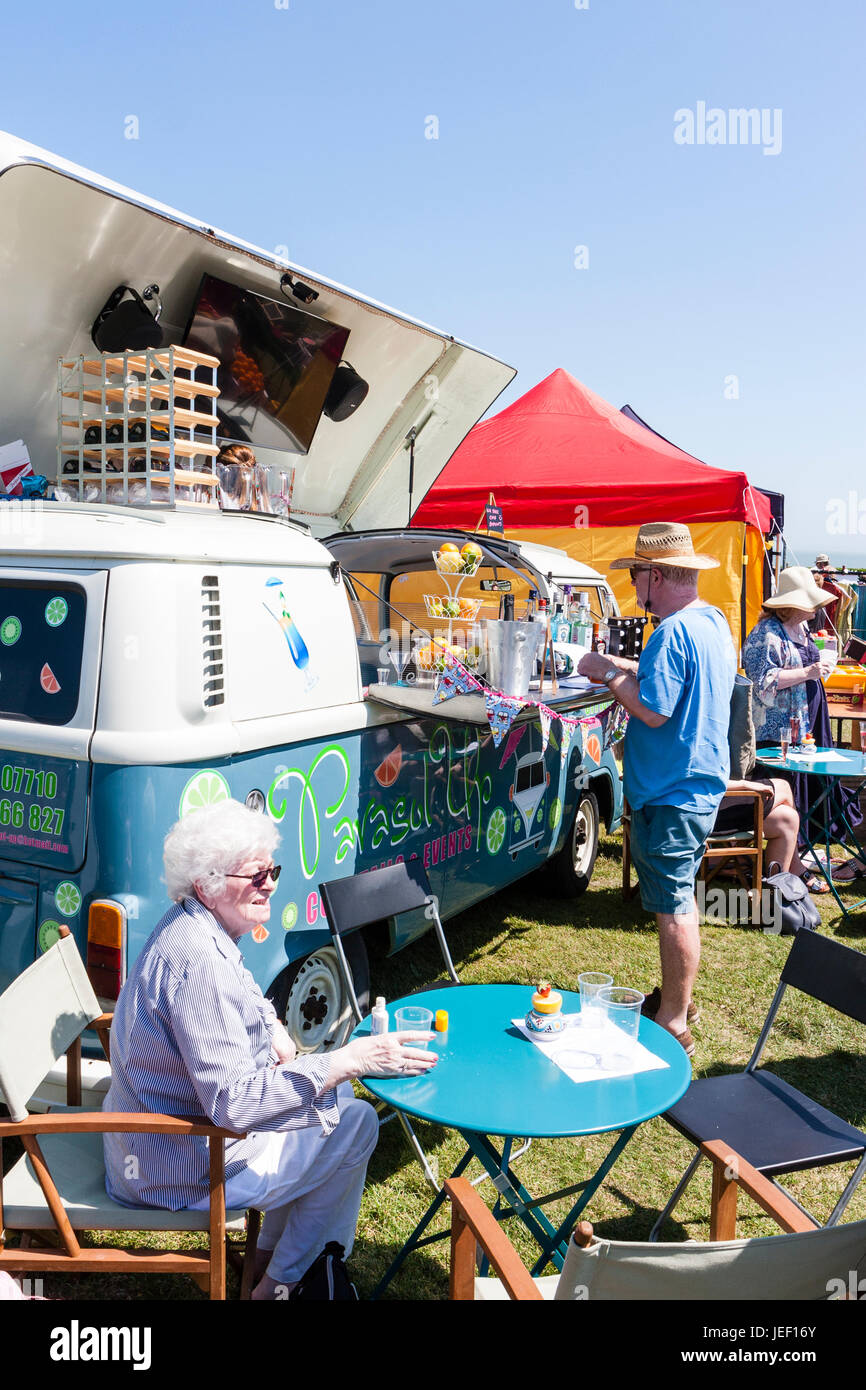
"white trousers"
191,1085,378,1284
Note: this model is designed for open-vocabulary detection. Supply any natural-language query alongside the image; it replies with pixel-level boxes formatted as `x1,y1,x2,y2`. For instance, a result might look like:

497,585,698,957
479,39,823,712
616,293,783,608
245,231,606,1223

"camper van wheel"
268,937,370,1055
548,790,599,897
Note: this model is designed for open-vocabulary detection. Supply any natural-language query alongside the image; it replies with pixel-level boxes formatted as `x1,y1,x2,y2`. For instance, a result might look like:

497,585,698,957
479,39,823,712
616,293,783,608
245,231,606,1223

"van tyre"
268,935,370,1055
548,790,599,897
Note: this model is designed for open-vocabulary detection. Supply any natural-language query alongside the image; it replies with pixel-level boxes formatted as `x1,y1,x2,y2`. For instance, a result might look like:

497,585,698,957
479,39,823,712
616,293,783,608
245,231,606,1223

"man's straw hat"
763,566,832,612
609,521,719,572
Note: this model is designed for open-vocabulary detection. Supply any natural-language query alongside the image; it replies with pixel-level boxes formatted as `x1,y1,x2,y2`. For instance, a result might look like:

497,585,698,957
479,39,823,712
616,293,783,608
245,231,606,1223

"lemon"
179,769,231,818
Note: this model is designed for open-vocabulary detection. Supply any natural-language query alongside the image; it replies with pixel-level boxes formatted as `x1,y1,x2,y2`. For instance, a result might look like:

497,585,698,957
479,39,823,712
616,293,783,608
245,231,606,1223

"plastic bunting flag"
606,702,630,746
498,723,527,769
537,705,552,754
485,692,524,747
432,659,482,705
558,716,578,769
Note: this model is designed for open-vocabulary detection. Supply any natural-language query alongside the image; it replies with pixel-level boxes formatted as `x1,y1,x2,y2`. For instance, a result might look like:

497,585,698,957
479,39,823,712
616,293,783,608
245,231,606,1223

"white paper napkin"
512,1013,670,1084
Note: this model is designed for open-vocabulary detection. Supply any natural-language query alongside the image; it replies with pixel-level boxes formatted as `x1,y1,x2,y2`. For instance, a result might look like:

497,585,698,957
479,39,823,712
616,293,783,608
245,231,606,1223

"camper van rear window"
0,582,85,726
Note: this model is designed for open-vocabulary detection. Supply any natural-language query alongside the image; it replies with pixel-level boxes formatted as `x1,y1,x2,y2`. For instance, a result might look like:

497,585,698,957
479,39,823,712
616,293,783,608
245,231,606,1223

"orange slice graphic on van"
251,924,270,943
584,732,602,765
374,745,403,788
40,663,60,694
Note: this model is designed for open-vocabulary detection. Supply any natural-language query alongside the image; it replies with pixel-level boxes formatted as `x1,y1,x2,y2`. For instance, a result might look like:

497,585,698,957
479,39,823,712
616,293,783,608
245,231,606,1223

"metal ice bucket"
482,619,544,697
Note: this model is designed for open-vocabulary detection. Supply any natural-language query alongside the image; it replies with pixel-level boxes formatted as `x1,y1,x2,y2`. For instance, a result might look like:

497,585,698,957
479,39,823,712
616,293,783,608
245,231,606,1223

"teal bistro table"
755,745,866,915
357,983,692,1298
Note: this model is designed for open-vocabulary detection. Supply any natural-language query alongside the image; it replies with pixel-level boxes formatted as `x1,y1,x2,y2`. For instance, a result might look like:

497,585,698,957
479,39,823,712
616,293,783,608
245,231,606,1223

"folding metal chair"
318,861,459,1193
651,929,866,1239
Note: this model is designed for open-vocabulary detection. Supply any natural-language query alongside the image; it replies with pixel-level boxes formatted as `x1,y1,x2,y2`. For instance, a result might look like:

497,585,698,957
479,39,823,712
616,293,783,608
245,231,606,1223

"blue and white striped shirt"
104,896,337,1210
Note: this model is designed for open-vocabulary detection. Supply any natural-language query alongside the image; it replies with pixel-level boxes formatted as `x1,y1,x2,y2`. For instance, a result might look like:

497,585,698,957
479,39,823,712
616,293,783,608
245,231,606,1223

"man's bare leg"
654,902,701,1036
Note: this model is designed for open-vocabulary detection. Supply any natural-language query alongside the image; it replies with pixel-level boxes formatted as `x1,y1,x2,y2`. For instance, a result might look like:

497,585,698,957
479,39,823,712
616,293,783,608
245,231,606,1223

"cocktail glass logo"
696,879,783,935
674,103,782,156
825,491,866,536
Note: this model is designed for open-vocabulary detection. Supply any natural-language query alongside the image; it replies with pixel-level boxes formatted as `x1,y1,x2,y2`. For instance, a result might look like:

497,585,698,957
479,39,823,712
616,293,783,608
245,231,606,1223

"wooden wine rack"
57,345,221,507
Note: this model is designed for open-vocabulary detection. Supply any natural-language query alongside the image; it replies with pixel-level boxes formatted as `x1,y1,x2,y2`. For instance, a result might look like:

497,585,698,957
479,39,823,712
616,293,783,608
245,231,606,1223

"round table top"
354,983,692,1139
756,746,866,777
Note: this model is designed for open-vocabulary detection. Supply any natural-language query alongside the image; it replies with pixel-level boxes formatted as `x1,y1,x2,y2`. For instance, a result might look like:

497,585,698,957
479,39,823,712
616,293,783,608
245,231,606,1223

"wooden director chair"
0,927,260,1300
446,1140,866,1301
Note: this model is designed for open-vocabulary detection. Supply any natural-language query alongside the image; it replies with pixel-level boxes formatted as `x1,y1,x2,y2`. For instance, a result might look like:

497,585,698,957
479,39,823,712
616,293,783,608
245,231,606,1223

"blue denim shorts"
629,803,717,915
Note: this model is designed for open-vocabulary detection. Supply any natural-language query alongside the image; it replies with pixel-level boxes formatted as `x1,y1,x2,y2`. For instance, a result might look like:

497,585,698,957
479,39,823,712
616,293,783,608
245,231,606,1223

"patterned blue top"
741,616,810,743
103,896,336,1210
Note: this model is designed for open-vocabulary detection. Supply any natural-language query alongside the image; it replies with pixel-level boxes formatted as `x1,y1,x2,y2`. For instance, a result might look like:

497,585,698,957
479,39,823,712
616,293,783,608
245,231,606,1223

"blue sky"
3,0,864,559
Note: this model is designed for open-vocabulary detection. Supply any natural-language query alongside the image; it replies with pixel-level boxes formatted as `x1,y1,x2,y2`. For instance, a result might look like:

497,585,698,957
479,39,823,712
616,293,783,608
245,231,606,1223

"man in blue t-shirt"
579,523,736,1056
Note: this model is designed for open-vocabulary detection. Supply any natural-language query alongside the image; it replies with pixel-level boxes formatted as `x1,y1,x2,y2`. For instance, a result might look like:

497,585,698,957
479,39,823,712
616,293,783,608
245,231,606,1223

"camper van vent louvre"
201,575,225,708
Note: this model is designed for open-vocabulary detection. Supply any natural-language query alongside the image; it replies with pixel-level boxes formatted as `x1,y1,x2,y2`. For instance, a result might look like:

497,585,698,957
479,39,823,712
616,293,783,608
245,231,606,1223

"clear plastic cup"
395,1006,433,1048
578,972,613,1028
598,986,644,1067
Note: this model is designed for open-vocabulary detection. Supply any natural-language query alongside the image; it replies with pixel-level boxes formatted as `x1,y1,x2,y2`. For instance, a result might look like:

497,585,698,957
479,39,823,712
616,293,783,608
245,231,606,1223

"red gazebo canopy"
413,369,770,532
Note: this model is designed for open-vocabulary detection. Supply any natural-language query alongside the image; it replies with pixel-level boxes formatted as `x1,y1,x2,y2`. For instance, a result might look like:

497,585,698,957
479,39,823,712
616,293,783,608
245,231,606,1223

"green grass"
6,828,866,1301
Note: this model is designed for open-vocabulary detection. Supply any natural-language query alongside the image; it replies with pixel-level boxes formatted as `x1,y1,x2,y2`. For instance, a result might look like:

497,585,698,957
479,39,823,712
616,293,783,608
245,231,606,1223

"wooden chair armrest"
0,1111,245,1140
90,1013,114,1028
700,1140,818,1236
445,1177,543,1301
722,787,765,798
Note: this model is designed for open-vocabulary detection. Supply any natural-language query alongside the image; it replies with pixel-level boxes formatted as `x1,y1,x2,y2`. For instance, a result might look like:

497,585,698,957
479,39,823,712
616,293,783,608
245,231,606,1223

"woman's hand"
808,659,833,681
270,1019,297,1064
328,1032,437,1085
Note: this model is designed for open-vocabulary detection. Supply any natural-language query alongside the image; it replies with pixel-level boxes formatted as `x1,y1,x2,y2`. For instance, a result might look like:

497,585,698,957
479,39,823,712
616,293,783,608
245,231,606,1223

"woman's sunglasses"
227,864,282,889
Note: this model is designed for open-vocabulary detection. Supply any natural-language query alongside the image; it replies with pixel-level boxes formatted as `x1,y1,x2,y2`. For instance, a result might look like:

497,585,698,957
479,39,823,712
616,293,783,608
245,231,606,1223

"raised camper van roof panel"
0,131,515,535
0,502,335,567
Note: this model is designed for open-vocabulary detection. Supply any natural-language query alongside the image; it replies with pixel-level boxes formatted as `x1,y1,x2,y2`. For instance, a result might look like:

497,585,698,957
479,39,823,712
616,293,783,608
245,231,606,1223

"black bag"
761,861,822,936
92,284,163,353
288,1241,358,1301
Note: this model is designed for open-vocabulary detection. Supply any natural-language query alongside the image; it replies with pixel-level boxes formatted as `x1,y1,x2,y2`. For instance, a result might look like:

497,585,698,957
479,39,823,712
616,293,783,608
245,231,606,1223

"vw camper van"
0,134,622,1096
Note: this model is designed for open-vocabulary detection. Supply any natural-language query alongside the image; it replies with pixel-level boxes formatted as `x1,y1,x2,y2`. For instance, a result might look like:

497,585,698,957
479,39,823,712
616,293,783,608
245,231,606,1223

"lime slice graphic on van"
179,770,231,818
549,796,562,832
38,919,62,953
55,881,82,917
45,597,68,627
281,902,298,931
485,807,506,856
1,616,21,646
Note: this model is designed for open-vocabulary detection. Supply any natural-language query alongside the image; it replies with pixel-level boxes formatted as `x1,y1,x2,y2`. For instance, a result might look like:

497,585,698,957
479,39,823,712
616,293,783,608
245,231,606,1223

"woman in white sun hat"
742,566,862,888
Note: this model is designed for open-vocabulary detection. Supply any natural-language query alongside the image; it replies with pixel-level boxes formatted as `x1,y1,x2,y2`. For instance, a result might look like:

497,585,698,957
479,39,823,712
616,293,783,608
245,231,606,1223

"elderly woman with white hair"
103,799,435,1299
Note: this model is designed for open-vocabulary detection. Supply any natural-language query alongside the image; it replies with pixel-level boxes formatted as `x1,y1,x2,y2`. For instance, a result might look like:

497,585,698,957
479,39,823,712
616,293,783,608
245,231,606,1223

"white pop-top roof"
0,130,515,535
0,501,331,567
